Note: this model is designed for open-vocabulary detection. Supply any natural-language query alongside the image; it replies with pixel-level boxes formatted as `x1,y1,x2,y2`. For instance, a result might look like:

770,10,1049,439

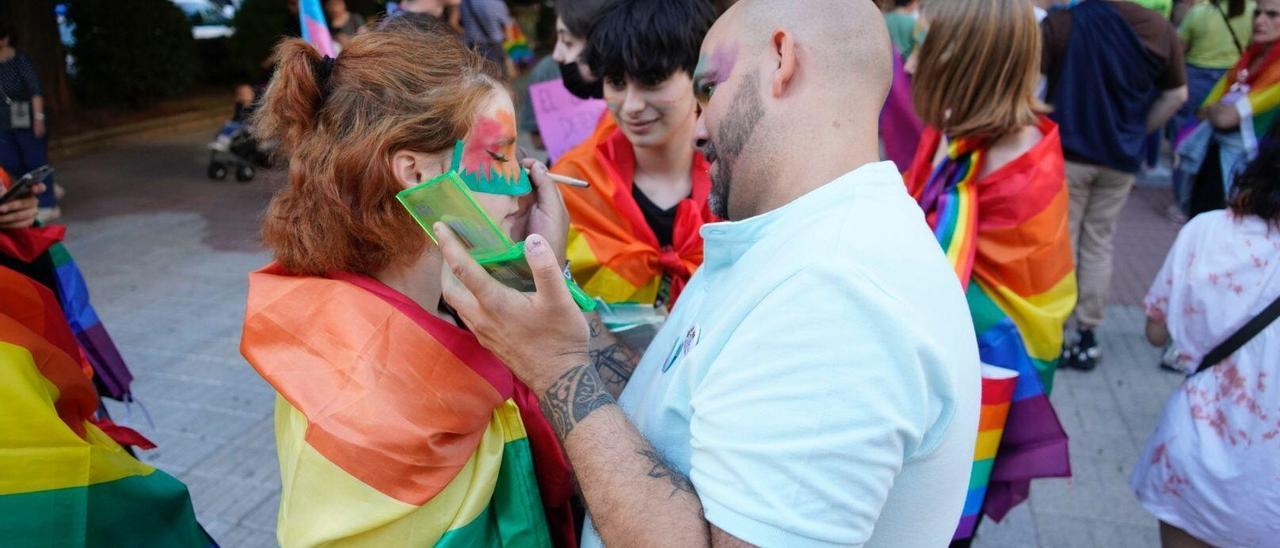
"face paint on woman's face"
453,92,531,195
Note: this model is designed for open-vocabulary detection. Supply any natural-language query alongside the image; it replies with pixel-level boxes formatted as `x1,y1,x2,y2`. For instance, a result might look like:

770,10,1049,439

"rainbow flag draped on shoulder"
0,266,210,546
1177,41,1280,149
905,116,1076,540
240,265,576,547
553,116,716,309
0,170,133,400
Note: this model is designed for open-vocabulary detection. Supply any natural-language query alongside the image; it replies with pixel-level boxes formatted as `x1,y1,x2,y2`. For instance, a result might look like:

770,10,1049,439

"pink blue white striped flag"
299,0,336,57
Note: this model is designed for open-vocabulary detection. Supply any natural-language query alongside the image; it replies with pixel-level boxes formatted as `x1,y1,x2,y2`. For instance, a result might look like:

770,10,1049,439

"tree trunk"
3,0,75,119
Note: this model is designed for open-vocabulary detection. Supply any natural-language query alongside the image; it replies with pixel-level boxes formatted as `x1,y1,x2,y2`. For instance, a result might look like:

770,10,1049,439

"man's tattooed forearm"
541,364,616,440
591,343,640,396
586,314,641,396
638,447,696,498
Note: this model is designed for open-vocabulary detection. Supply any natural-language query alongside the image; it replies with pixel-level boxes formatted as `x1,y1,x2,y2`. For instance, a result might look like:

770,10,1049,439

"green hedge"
68,0,197,107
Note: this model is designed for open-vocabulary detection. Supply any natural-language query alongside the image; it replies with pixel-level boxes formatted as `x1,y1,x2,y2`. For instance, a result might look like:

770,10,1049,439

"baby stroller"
207,120,269,183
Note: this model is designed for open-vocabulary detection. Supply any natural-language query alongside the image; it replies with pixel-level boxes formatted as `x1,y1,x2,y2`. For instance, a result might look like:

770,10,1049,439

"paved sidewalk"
55,127,1187,547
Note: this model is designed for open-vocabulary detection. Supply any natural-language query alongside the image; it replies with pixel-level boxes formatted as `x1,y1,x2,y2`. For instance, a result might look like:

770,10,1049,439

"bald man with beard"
433,0,981,545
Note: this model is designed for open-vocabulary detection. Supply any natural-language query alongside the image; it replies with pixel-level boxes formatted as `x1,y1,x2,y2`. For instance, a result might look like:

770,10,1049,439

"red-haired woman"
239,27,574,546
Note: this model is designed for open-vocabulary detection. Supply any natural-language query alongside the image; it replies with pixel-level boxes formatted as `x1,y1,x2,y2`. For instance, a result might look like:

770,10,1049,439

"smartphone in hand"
0,165,54,205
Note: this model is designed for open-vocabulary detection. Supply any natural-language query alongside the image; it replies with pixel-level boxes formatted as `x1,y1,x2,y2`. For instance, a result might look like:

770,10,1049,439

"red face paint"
461,110,520,182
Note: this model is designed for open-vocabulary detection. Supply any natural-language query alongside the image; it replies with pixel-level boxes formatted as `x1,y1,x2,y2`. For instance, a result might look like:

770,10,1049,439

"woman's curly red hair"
254,26,501,276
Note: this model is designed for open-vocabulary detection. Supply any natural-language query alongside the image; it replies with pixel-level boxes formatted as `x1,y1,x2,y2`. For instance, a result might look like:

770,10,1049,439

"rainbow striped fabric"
503,22,533,66
906,116,1076,539
0,170,133,400
964,366,1019,539
299,0,336,57
241,265,575,547
1177,41,1280,147
45,239,134,400
0,266,209,546
553,117,716,308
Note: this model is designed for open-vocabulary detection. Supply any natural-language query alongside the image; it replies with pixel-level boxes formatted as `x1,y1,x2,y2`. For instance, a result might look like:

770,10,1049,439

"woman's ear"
391,150,424,188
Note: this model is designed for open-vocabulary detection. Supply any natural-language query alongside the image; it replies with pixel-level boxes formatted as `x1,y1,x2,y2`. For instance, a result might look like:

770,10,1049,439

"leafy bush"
68,0,198,107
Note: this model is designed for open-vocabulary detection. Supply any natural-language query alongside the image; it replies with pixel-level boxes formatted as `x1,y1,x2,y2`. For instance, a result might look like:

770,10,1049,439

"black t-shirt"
632,184,679,248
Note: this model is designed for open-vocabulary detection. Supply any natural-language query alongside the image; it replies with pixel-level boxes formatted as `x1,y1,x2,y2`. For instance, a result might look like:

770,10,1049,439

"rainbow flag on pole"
0,266,210,546
241,265,576,547
906,117,1075,539
299,0,336,57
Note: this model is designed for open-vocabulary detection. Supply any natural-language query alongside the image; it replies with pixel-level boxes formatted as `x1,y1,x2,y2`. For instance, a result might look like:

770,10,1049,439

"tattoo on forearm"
587,315,641,395
541,364,616,440
591,343,640,395
638,448,696,498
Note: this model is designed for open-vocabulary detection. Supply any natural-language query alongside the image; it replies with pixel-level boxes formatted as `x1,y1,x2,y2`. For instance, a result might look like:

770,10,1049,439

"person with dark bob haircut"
551,0,619,99
1133,125,1280,548
552,0,718,313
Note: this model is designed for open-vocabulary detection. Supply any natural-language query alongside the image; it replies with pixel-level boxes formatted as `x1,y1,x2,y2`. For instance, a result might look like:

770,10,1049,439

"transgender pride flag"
299,0,336,57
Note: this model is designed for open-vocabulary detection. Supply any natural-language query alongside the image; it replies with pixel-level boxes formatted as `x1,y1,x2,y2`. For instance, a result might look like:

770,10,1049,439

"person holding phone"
240,26,577,547
0,165,136,403
0,171,44,229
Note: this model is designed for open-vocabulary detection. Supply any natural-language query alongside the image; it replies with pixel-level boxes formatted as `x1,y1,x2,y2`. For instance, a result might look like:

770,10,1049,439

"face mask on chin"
558,60,604,100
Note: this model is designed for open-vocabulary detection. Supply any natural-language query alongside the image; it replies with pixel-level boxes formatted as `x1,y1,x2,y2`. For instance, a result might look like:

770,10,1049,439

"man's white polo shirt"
581,161,981,547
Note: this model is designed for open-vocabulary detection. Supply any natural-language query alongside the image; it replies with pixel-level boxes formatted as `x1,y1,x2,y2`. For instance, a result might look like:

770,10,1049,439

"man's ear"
770,28,797,99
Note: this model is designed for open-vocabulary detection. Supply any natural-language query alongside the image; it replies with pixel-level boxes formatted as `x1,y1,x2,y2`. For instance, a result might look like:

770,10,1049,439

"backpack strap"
1196,293,1280,373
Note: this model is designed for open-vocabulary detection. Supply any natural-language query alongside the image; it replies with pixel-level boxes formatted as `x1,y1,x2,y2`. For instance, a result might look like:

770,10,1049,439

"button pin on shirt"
662,324,700,373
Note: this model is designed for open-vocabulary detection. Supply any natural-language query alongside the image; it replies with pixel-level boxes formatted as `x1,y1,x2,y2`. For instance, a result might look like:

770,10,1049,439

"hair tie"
315,56,336,102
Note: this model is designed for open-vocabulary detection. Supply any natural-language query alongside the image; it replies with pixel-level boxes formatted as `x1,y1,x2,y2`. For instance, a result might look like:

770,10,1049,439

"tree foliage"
68,0,198,107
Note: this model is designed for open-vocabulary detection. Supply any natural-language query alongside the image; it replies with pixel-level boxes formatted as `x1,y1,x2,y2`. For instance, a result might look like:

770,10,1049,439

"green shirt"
1179,2,1254,69
885,12,917,60
1131,0,1172,18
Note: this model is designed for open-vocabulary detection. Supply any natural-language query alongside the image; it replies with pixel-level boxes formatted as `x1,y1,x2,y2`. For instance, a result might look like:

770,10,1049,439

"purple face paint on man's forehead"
695,42,739,83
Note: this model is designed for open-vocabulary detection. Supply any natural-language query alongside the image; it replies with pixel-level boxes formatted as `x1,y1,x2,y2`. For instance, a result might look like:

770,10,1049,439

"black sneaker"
1063,329,1100,371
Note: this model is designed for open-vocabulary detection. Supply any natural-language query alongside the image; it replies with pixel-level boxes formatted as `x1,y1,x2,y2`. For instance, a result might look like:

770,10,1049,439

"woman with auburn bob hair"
239,27,575,547
902,0,1077,542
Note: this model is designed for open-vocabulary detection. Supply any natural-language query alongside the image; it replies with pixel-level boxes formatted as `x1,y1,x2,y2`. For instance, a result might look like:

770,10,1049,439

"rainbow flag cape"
0,171,133,400
299,0,336,57
240,265,575,547
905,116,1075,538
504,22,533,66
1180,41,1280,148
553,118,716,308
0,266,210,546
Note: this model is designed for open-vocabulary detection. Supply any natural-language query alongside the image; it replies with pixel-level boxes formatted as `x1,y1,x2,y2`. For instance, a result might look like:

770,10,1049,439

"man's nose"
693,108,710,151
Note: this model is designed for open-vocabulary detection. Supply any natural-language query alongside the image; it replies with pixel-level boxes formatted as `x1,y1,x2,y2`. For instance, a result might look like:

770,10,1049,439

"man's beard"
704,75,764,220
558,61,603,100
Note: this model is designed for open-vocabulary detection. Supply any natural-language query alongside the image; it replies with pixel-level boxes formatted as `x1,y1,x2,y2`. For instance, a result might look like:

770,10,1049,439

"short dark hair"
0,25,13,42
1230,128,1280,228
556,0,619,38
583,0,716,87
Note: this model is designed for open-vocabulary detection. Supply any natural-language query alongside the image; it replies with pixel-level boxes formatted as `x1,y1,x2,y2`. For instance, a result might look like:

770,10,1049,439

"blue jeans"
1172,123,1248,214
0,128,56,208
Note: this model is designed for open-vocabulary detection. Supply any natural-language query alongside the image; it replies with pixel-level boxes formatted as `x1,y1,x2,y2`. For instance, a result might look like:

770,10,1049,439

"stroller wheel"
235,165,255,183
208,163,228,180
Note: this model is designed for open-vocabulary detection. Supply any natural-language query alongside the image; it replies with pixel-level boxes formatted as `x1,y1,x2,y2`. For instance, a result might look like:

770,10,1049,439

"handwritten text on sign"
529,79,608,162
